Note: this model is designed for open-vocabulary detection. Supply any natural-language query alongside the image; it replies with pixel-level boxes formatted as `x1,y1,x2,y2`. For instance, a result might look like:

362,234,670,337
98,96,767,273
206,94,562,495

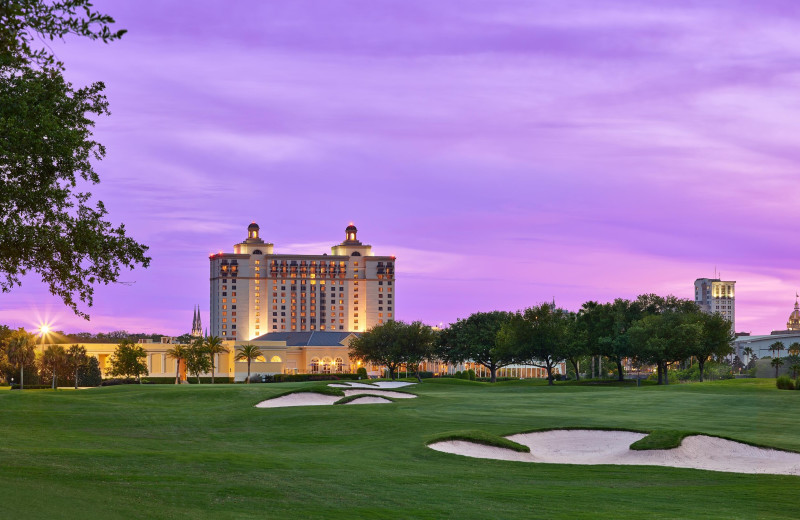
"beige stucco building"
42,331,378,382
209,223,395,340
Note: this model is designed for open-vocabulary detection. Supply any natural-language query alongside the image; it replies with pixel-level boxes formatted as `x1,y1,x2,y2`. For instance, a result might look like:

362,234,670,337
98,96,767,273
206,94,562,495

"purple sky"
3,0,800,336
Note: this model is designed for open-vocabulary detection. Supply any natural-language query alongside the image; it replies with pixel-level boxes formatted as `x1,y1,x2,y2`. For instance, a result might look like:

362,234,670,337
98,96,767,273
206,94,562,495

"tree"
399,321,436,383
787,343,800,379
166,344,188,384
203,335,228,384
628,311,699,385
771,357,785,379
5,328,36,388
40,344,66,389
185,339,211,384
235,344,263,384
499,303,571,386
1,0,127,69
563,313,589,381
0,1,149,319
348,320,407,380
768,341,784,359
65,344,88,389
436,311,514,383
743,346,754,364
108,340,148,382
687,312,734,382
77,355,102,386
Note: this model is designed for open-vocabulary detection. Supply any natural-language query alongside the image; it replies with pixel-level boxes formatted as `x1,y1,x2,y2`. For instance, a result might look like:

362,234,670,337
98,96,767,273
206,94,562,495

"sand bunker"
255,392,339,408
428,429,800,476
329,381,416,389
256,383,417,408
342,389,416,399
344,396,392,405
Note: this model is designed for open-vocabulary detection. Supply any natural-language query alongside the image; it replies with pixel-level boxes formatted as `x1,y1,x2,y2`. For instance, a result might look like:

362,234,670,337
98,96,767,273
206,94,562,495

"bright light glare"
39,324,50,336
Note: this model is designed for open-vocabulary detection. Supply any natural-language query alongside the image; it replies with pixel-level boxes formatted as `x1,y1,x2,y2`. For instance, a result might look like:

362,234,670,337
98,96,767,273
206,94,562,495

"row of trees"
1,327,101,389
758,342,800,378
349,294,734,385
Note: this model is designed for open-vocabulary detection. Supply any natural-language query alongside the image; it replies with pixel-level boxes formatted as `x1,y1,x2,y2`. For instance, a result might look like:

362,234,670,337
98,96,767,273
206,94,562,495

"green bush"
356,367,368,379
455,371,462,379
467,369,476,381
776,375,795,390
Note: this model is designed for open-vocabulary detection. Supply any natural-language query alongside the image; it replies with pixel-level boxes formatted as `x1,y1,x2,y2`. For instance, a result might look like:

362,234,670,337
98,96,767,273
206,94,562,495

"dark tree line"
348,294,734,385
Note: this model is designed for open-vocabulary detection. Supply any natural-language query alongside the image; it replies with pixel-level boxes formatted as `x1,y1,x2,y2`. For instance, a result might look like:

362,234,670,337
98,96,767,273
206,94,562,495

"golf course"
1,378,798,519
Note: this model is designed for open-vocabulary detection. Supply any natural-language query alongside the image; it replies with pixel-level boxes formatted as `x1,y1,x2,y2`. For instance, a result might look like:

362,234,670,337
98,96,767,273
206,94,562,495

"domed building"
787,297,800,331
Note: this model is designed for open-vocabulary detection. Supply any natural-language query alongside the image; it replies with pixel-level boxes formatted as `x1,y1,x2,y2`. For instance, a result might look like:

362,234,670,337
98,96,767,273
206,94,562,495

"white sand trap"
255,393,338,408
328,381,416,389
343,396,392,405
429,429,800,476
372,381,416,389
328,382,378,389
342,389,416,399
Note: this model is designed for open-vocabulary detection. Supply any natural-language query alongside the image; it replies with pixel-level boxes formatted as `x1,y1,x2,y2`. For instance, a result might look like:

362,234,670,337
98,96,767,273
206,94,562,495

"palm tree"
203,335,228,384
235,344,263,384
771,357,785,378
65,345,88,389
166,344,188,384
6,330,36,389
768,341,785,359
41,345,66,389
743,346,754,363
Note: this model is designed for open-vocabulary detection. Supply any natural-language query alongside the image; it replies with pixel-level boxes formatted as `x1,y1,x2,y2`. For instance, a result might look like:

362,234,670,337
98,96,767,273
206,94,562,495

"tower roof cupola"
343,224,361,245
245,221,264,244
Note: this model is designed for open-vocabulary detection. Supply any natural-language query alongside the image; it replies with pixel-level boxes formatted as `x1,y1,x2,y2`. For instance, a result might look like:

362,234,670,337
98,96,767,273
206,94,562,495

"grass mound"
422,378,486,386
629,430,687,450
334,394,395,405
426,430,530,453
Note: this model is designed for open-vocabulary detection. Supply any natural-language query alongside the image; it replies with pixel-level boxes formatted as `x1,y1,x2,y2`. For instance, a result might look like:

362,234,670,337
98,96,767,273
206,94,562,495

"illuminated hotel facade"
694,277,736,333
209,223,395,340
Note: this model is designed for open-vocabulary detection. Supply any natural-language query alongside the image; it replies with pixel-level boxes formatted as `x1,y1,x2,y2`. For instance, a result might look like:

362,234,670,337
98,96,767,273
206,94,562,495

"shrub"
356,367,368,379
467,369,476,381
455,371,462,379
776,375,795,390
10,384,53,390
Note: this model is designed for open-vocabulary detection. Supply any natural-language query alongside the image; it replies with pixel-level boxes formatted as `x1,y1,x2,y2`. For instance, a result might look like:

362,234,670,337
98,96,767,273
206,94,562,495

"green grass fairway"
1,379,799,519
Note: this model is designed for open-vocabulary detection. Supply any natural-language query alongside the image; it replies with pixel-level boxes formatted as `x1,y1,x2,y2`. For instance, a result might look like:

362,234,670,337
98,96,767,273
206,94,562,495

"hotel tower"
209,223,395,340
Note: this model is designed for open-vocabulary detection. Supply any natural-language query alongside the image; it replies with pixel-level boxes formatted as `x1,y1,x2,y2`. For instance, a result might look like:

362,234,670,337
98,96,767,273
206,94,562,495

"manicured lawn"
1,378,798,519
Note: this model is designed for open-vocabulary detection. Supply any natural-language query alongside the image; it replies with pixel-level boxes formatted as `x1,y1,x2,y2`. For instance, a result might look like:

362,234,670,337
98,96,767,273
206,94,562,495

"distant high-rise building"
209,223,395,340
694,277,736,333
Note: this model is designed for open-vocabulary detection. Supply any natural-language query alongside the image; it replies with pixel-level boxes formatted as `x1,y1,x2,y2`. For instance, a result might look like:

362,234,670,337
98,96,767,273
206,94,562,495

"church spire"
191,305,203,337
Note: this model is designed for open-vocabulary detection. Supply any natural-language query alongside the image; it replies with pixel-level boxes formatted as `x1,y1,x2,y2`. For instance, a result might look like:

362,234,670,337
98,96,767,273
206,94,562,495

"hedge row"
10,384,54,390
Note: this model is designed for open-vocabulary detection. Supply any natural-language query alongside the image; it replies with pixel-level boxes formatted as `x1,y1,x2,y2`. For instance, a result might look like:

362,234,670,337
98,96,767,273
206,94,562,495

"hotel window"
255,305,260,310
222,305,227,310
222,311,227,316
232,298,236,303
222,298,227,303
222,325,227,329
232,311,236,316
222,331,227,336
388,313,392,318
379,313,383,317
222,318,227,322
